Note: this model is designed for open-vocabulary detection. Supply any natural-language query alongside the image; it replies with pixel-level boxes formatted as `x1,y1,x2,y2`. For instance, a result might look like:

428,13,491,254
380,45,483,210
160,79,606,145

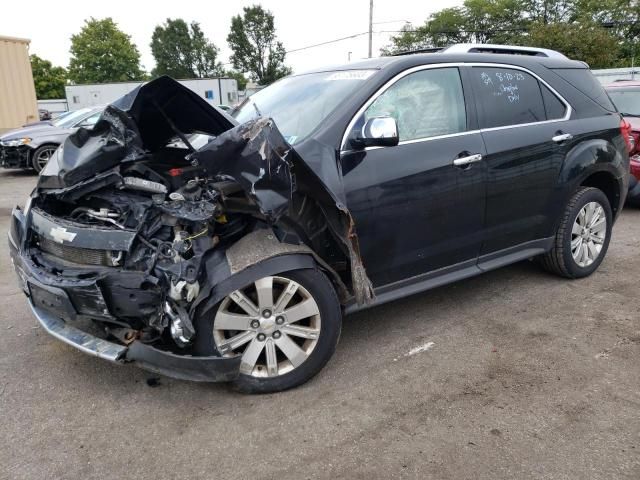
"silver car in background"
0,107,103,172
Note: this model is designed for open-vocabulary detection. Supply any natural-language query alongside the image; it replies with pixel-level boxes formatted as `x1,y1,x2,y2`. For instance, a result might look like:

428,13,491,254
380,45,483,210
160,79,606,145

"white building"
37,99,68,115
65,77,238,110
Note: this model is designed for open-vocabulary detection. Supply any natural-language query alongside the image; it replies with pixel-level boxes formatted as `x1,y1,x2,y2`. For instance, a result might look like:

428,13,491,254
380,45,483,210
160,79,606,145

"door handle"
453,153,483,167
552,133,573,143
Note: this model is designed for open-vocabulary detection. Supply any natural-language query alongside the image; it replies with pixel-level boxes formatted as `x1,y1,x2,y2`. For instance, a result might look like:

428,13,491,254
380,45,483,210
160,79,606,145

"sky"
0,0,461,75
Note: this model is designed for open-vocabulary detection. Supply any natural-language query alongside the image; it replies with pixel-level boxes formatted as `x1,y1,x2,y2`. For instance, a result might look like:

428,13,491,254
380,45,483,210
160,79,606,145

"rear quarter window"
553,68,616,112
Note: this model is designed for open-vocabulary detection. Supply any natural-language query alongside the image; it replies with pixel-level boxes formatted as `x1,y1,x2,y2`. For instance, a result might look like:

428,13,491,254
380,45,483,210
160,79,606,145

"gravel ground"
0,169,638,480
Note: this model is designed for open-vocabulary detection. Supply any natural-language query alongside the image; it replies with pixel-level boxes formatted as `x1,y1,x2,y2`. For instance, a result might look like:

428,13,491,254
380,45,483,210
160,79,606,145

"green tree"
518,21,621,68
382,0,528,55
30,54,67,99
464,0,528,43
575,0,640,64
524,0,575,24
224,69,248,91
427,8,472,46
380,24,429,55
227,5,291,85
151,18,223,78
380,9,471,55
381,0,634,68
68,18,144,83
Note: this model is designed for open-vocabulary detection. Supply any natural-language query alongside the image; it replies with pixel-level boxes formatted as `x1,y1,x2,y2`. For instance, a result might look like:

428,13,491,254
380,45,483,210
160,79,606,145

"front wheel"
538,187,612,279
193,269,342,393
31,144,58,173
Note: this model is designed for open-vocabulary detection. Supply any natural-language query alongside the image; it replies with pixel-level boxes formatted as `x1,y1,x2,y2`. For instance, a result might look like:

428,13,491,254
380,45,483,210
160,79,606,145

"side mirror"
356,116,399,148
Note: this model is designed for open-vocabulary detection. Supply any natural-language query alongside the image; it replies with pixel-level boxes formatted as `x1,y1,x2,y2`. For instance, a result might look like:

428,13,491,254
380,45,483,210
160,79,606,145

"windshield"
233,70,377,145
53,108,94,128
607,88,640,116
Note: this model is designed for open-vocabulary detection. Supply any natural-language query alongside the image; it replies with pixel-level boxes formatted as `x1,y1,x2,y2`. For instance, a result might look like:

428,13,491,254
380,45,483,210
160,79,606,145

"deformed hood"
39,76,237,189
110,75,236,151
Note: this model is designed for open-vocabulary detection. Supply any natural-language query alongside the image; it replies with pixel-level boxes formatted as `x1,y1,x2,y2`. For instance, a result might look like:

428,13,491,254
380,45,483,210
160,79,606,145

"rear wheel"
31,144,57,172
538,187,612,278
193,268,342,393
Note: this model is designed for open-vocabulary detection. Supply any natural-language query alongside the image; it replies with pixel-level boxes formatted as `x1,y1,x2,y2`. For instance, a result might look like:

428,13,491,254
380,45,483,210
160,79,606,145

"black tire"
538,187,612,279
31,144,58,173
193,268,342,393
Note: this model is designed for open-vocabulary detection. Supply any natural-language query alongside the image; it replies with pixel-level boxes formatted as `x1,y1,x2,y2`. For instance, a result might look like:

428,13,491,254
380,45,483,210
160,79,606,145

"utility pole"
368,0,373,58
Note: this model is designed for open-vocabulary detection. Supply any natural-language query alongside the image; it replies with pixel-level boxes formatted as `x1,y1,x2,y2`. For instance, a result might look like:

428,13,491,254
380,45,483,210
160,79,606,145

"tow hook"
164,301,195,347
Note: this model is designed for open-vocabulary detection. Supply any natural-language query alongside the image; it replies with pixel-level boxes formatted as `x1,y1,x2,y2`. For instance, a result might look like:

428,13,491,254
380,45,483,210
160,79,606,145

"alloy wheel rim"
571,201,606,268
213,276,321,378
36,147,56,170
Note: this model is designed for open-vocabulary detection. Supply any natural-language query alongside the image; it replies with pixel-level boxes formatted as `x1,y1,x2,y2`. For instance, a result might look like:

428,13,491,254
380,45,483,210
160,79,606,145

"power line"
221,20,640,68
219,30,407,66
287,31,369,54
287,30,406,54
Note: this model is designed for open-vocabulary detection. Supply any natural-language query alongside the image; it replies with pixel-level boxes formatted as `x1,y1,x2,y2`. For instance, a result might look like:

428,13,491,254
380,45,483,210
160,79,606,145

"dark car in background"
605,81,640,205
8,45,629,393
0,107,103,172
38,109,52,121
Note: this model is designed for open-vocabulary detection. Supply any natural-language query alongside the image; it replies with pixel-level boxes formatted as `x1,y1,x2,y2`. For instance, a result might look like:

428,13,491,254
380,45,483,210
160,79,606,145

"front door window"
350,67,467,145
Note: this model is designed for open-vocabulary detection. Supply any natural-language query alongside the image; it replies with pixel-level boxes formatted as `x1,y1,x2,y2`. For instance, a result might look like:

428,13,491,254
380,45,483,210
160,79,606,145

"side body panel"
341,133,487,286
332,60,628,308
477,121,571,253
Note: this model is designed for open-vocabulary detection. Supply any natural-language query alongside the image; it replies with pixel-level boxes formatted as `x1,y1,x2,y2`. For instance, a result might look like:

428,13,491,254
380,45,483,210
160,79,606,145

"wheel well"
580,172,620,216
29,143,59,160
34,143,59,151
29,143,59,170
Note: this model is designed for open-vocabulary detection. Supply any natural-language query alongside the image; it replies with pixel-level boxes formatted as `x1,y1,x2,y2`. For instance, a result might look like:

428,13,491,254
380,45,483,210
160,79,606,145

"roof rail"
442,44,568,59
392,47,445,56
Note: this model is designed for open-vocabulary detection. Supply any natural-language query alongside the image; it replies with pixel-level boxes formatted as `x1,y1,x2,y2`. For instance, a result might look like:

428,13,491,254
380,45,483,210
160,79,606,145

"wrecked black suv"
9,45,629,393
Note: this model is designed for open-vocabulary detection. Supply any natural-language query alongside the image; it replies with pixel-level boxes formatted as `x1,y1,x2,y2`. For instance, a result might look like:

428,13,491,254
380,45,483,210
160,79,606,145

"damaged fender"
192,120,374,304
38,77,374,305
192,229,351,319
194,117,293,222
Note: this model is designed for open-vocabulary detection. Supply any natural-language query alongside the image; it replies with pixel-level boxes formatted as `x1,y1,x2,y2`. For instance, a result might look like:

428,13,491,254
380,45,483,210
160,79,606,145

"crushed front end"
8,151,250,381
0,142,32,168
8,76,372,382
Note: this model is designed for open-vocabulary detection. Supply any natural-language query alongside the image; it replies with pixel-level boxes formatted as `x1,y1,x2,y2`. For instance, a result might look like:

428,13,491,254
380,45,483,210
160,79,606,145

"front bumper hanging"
9,207,241,383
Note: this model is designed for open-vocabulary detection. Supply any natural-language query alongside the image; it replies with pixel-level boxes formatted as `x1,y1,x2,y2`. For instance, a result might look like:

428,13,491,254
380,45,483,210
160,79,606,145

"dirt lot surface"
0,169,638,480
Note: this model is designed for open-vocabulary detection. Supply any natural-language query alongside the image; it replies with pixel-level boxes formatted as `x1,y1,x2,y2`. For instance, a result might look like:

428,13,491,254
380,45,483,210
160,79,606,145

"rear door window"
471,67,547,128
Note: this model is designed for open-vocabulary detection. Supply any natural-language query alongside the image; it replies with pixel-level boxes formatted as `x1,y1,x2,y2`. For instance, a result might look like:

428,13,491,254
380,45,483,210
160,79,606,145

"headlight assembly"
0,137,31,147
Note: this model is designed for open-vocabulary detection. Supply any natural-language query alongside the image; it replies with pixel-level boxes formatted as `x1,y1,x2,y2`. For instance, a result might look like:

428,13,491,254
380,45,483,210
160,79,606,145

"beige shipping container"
0,35,38,133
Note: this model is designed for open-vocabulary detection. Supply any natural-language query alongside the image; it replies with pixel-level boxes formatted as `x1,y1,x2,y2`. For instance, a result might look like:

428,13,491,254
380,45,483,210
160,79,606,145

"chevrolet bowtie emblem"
50,226,77,244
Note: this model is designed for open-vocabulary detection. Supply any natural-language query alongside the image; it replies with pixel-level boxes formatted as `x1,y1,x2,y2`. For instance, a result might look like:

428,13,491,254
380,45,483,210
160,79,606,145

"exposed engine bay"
18,76,373,360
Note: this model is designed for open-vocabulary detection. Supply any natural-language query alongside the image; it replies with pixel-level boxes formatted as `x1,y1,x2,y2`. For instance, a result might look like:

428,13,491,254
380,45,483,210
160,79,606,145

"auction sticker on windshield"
327,70,376,81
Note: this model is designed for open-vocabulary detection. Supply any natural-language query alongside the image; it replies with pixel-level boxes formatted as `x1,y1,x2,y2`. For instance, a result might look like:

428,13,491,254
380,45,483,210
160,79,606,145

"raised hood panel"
39,76,237,189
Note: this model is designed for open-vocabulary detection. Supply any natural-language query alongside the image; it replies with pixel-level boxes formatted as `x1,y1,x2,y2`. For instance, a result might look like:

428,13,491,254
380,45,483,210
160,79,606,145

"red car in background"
606,81,640,206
